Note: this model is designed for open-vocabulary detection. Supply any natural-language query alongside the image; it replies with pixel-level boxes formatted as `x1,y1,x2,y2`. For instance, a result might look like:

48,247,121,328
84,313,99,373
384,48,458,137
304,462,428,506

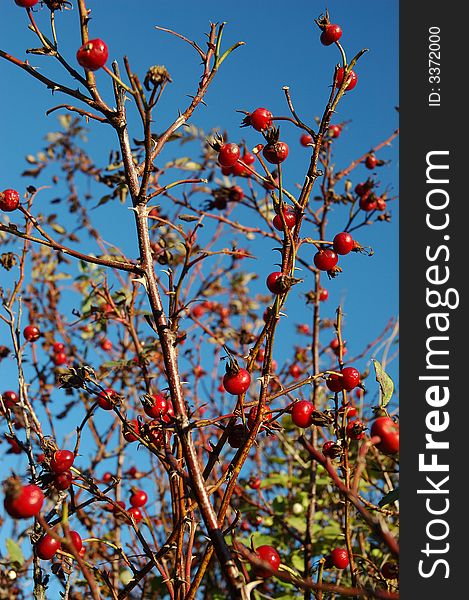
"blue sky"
1,0,399,370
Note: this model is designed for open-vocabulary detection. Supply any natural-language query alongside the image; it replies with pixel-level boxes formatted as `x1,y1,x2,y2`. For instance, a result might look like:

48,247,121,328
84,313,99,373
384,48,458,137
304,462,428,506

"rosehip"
266,271,286,295
97,388,118,411
336,67,358,91
272,207,297,231
320,24,343,46
227,424,248,448
370,417,399,454
291,400,316,428
333,232,354,255
245,108,273,131
4,482,44,519
341,366,361,391
365,154,378,169
52,352,68,366
52,342,65,353
329,124,342,138
23,325,40,342
53,470,73,491
36,534,61,560
143,394,168,419
300,133,313,146
0,189,20,212
223,368,251,395
15,0,39,6
49,449,75,474
127,506,143,524
263,141,289,164
254,545,281,578
2,390,19,409
123,419,140,442
329,547,349,569
76,38,108,71
218,143,240,168
346,419,366,440
319,287,329,301
129,489,148,508
313,248,338,271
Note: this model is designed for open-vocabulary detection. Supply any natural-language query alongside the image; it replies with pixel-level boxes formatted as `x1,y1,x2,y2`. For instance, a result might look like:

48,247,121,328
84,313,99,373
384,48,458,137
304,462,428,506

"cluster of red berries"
120,394,175,448
36,529,83,561
46,448,75,491
51,341,68,366
355,179,387,212
313,231,358,277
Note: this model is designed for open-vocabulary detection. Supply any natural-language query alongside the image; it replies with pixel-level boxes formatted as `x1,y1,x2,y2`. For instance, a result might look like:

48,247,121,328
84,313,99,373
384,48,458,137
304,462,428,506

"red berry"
123,419,140,442
336,68,358,91
320,24,343,46
248,476,261,490
50,449,75,474
322,441,341,458
333,232,354,255
329,124,342,138
218,143,241,168
130,489,148,508
143,394,168,419
246,108,273,131
102,472,113,483
291,400,316,428
242,151,256,165
359,194,377,211
267,271,286,295
365,154,378,169
97,388,118,411
161,402,175,424
329,547,349,569
254,545,281,578
67,531,83,553
15,0,38,6
53,470,73,491
319,287,329,301
273,208,297,231
52,342,65,353
370,417,399,454
355,182,369,196
341,366,360,391
76,38,108,71
23,325,40,342
36,533,61,560
2,390,19,409
300,133,313,146
228,424,248,448
220,165,233,176
52,352,68,366
376,196,387,211
247,405,272,430
127,506,143,524
346,419,366,440
288,364,302,379
338,403,357,419
100,338,113,352
381,561,399,579
223,368,251,395
326,373,343,393
263,141,289,164
0,189,20,212
313,248,338,271
4,482,44,519
329,338,347,356
230,185,245,202
231,160,248,177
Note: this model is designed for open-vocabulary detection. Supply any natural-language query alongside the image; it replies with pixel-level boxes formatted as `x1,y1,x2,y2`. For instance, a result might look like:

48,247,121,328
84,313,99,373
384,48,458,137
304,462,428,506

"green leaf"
6,538,24,566
372,359,394,407
379,487,399,507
